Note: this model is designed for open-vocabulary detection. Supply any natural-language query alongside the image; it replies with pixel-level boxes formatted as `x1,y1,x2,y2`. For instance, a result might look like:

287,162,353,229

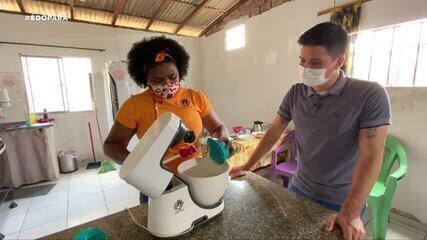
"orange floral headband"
143,50,176,73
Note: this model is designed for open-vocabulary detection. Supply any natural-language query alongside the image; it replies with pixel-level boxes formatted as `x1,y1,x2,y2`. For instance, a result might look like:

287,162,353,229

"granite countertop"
42,173,342,240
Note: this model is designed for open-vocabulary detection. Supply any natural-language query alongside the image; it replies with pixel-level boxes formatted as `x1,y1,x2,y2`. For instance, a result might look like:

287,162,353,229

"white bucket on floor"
177,157,230,207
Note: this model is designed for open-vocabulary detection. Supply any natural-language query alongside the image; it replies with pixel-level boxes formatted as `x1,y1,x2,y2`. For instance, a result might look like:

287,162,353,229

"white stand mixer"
119,112,228,238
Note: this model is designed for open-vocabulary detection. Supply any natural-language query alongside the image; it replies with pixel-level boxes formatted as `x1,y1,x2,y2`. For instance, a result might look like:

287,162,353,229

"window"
21,56,93,113
225,24,245,51
350,18,427,87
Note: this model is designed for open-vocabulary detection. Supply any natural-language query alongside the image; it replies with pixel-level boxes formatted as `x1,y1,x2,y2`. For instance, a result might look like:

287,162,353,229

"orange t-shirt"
115,87,213,171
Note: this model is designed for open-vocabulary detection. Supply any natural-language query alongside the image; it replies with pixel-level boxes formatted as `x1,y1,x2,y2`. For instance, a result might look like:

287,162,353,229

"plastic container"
177,157,229,207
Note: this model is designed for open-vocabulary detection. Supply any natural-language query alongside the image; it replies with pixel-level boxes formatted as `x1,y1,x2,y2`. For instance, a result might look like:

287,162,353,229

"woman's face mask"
150,81,180,99
147,62,180,99
298,60,337,87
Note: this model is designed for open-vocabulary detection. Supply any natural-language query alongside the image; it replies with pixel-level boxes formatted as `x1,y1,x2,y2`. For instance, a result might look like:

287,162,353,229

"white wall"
0,13,201,162
200,0,427,223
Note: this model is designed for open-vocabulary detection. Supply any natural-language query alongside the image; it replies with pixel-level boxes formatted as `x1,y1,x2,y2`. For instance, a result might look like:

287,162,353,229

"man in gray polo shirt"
230,22,390,240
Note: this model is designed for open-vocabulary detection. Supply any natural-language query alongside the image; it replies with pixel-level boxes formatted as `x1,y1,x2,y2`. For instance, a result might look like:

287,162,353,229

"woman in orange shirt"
103,36,232,203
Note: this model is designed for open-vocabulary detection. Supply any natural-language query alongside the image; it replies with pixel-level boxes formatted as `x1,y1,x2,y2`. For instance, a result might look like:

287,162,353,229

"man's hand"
229,165,249,178
326,212,366,240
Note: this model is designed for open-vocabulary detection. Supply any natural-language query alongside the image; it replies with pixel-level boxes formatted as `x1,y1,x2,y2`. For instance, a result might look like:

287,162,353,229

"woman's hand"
201,111,234,156
219,136,235,157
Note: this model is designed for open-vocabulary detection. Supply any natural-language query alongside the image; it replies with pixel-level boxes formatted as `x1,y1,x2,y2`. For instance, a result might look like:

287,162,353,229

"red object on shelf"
232,125,244,134
36,118,49,123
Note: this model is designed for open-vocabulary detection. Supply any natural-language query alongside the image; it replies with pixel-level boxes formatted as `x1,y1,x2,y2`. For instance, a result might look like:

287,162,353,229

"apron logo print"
179,99,190,107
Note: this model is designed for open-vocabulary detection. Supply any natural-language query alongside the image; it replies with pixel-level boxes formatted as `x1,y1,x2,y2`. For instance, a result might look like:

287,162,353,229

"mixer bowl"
177,157,229,207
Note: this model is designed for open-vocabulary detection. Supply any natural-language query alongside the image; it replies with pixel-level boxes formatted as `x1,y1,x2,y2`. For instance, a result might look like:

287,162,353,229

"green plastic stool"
368,136,408,240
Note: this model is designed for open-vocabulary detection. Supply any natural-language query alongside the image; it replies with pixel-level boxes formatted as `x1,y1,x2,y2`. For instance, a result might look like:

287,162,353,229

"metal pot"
58,151,78,173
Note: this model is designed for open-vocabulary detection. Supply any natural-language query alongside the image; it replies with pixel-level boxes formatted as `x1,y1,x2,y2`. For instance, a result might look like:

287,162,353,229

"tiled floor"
0,167,139,239
1,167,426,239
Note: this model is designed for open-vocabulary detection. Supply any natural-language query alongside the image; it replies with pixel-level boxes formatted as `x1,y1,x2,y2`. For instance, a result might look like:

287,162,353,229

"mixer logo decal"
174,199,184,213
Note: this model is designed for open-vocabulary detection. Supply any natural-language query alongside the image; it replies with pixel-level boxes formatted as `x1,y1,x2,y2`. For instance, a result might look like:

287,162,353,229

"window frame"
20,54,93,114
349,18,427,87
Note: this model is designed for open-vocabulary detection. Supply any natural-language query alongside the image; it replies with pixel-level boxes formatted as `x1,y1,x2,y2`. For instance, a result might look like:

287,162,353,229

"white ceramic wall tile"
56,139,91,161
107,197,140,215
103,185,140,205
18,218,66,240
29,190,68,211
22,203,67,230
0,198,32,217
67,192,108,228
0,212,26,235
54,118,89,142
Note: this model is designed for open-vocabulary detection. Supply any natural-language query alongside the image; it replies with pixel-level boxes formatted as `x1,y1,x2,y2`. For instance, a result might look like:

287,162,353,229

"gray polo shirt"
278,71,391,205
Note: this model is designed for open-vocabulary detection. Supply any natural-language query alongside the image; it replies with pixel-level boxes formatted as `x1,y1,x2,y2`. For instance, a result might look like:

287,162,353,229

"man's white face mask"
298,60,337,87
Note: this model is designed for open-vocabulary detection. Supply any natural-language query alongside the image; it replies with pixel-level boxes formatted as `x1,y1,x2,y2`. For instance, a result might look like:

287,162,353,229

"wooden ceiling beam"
146,0,172,30
112,0,127,26
34,0,180,24
16,0,26,13
174,0,209,34
199,0,247,37
318,0,372,16
69,0,74,19
171,0,225,12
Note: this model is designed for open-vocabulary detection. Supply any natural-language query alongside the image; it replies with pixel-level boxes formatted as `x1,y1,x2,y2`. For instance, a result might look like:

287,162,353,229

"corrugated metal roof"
115,14,148,29
159,1,194,24
0,0,21,12
75,0,116,12
189,8,219,28
0,0,257,37
177,25,203,37
149,20,178,34
44,0,68,4
178,0,204,5
206,0,236,10
74,6,113,24
123,0,161,18
22,0,70,17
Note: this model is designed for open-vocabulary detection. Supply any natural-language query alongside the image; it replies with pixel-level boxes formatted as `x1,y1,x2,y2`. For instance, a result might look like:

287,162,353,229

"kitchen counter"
0,120,60,185
0,121,54,132
42,173,342,239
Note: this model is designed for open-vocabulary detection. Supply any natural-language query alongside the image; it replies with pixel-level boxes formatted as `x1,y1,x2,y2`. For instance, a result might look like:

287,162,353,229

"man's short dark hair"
298,22,349,58
127,36,190,88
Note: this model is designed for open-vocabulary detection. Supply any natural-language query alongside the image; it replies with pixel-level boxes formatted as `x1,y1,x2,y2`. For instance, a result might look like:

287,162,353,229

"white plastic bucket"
177,157,229,207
